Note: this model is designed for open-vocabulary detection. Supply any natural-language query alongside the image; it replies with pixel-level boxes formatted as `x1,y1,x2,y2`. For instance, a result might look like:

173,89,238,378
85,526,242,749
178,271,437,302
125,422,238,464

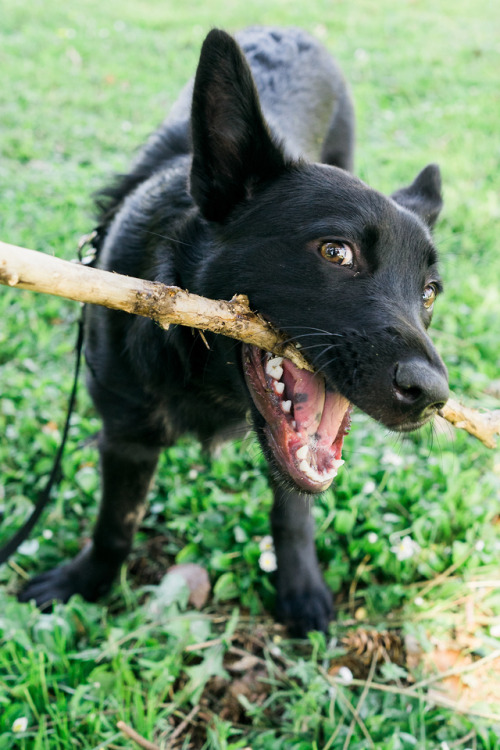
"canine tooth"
274,382,285,395
333,459,345,471
282,400,292,413
299,459,311,473
296,445,309,460
268,356,283,367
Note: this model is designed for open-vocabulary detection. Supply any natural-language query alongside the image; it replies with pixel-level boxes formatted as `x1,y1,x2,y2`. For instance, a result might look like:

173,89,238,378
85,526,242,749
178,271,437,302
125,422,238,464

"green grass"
1,0,500,747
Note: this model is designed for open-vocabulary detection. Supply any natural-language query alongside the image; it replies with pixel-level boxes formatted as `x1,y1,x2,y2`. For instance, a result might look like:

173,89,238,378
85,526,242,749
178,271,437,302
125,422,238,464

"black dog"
20,27,448,636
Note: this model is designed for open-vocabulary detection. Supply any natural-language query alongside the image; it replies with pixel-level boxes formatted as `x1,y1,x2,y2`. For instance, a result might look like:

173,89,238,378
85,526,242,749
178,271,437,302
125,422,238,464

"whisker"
144,229,193,247
313,352,341,372
278,331,345,347
292,342,343,353
283,325,345,335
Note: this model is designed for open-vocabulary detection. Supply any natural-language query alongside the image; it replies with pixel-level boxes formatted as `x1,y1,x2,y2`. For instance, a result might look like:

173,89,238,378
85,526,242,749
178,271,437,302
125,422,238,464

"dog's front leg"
19,432,159,608
271,483,333,636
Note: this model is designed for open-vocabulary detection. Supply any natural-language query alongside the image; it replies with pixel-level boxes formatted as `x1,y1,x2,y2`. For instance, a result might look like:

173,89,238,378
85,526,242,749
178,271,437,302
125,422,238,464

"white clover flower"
363,480,376,495
259,550,277,572
12,717,28,733
382,450,404,467
367,532,378,544
259,535,275,552
475,539,485,552
391,536,420,561
337,666,354,684
42,529,53,540
414,596,425,607
149,502,164,514
18,539,39,556
490,623,500,638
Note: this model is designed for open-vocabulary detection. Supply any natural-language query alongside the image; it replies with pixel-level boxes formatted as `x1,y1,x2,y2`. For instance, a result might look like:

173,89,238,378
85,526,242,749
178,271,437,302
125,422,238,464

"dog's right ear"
391,164,443,230
190,29,288,222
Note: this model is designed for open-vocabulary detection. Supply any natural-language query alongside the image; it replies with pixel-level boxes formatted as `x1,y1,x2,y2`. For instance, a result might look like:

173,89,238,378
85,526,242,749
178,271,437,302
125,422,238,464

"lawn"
1,0,500,748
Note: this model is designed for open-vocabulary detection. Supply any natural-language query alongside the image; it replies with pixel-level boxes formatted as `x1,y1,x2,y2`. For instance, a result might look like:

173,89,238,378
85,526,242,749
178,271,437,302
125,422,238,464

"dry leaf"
167,563,211,609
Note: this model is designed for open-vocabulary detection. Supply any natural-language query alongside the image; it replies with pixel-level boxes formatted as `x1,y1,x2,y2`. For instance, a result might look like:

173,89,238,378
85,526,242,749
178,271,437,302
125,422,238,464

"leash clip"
77,230,99,266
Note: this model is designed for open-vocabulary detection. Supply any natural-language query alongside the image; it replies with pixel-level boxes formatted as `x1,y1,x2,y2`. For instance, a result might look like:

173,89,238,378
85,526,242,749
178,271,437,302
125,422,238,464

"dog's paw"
18,545,117,609
275,581,333,637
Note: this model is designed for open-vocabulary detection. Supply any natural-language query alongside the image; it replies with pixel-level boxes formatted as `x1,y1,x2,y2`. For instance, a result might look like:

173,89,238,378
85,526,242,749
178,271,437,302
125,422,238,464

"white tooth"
274,382,285,395
292,420,297,430
296,445,309,460
265,360,283,380
268,356,283,367
299,459,311,473
333,459,345,471
282,400,292,413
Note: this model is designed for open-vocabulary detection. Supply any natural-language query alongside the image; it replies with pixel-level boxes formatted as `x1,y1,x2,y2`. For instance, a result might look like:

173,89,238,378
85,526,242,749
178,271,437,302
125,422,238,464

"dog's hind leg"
271,483,333,636
19,428,161,609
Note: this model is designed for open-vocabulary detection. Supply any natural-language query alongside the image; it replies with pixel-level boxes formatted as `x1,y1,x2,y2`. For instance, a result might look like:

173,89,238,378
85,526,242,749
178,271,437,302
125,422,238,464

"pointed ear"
189,29,287,222
391,164,443,229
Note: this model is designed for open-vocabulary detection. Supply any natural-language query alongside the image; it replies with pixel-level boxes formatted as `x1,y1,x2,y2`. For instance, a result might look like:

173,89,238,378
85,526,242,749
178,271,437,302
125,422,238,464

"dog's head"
190,30,449,493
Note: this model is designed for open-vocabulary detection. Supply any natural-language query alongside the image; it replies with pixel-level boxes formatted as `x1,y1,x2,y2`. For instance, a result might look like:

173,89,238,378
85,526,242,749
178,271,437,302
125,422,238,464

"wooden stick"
438,398,500,450
1,240,499,448
0,240,311,372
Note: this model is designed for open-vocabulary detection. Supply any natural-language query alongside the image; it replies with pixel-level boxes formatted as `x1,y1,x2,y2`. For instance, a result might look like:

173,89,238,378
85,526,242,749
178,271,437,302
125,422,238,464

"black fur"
20,27,448,636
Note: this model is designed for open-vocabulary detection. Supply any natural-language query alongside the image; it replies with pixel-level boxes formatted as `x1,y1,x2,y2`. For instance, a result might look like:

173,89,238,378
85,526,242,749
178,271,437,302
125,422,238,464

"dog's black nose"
393,359,449,413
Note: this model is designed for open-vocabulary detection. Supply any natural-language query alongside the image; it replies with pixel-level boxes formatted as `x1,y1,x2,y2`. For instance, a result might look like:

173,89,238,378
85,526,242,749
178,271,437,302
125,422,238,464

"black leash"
0,232,98,566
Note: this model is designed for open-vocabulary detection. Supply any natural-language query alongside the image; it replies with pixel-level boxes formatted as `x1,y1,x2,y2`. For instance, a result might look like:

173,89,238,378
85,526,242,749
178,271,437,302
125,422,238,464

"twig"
411,647,500,691
166,705,200,747
184,636,224,652
415,554,471,599
448,730,477,748
334,687,375,747
0,240,311,372
342,650,379,750
439,398,500,449
2,240,499,446
318,667,500,723
116,720,160,750
467,580,500,589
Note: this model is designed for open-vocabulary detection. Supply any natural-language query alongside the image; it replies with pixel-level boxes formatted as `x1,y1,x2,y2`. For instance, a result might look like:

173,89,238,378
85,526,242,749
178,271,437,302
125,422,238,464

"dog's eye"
422,283,437,309
319,241,354,267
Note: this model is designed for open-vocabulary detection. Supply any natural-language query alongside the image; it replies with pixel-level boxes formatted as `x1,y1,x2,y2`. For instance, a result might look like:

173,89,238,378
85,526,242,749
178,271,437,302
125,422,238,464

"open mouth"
243,345,352,493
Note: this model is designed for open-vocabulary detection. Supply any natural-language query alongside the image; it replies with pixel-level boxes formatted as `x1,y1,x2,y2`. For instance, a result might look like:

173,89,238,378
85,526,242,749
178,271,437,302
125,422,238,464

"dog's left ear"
391,164,443,229
190,29,288,222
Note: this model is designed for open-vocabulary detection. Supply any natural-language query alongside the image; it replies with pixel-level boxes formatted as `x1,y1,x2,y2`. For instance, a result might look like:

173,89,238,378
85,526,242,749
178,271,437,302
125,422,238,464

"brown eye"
422,283,437,309
319,240,354,267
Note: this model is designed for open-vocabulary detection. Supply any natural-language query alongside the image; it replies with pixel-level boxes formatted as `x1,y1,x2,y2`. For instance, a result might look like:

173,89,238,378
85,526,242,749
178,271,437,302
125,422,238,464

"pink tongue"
282,360,325,435
317,392,350,450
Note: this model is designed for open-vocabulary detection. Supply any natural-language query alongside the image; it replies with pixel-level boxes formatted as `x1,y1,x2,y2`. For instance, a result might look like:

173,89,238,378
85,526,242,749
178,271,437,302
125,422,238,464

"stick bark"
1,240,499,448
0,240,310,372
